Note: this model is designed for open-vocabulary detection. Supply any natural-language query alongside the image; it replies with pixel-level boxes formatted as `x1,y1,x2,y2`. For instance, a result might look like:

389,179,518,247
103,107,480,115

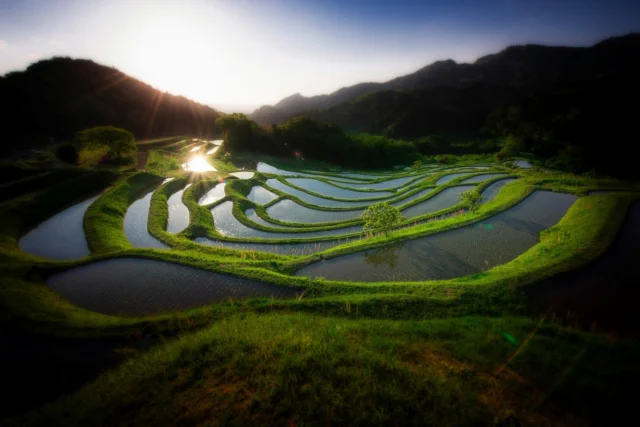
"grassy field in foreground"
10,313,640,426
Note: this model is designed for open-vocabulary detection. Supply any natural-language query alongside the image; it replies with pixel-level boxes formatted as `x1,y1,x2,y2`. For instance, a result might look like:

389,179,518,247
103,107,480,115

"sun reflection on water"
182,155,217,172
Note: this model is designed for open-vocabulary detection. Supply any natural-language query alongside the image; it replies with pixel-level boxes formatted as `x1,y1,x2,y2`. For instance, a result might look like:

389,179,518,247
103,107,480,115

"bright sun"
182,155,217,173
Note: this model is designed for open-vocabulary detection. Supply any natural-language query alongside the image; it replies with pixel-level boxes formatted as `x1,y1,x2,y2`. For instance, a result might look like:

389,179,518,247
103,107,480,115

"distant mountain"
0,57,221,149
249,34,640,134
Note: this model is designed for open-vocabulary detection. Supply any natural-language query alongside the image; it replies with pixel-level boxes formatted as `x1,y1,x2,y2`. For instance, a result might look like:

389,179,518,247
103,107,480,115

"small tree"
412,160,423,170
77,126,136,158
459,189,482,212
361,202,404,237
435,154,449,164
498,134,525,160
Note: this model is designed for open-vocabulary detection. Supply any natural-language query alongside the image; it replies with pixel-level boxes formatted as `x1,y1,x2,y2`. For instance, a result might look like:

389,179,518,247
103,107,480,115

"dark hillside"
0,57,221,151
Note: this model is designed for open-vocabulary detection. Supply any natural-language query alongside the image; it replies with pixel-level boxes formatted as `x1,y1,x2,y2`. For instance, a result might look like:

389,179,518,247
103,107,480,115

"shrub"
459,189,482,212
498,134,525,159
435,154,449,164
361,202,404,237
55,143,78,164
77,126,136,159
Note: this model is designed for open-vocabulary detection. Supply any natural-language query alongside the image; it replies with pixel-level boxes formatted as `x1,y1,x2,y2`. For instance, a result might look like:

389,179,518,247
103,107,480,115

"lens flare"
182,155,216,172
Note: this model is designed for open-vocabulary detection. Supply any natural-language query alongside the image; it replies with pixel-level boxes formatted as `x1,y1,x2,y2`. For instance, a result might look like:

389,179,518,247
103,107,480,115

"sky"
1,0,639,112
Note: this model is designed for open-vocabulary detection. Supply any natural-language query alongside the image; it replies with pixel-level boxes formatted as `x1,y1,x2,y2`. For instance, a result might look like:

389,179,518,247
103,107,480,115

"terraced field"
3,148,640,426
10,158,637,315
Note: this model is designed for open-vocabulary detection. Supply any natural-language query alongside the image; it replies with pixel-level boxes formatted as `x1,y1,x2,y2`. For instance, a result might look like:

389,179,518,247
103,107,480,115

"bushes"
77,126,136,159
55,143,78,164
459,189,482,212
498,134,525,159
361,202,404,236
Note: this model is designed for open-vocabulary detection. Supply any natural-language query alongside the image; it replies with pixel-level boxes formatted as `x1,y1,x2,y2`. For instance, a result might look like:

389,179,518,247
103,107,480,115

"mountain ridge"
249,33,640,126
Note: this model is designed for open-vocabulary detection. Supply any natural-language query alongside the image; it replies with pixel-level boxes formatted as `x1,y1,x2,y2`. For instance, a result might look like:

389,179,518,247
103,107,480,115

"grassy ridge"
84,172,164,254
11,313,640,426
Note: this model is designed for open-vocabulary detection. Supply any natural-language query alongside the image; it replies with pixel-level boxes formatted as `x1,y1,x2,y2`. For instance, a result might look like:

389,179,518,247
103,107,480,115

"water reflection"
198,183,226,205
47,258,300,315
230,171,255,179
124,184,168,249
167,184,192,234
296,191,578,281
364,243,404,269
182,155,217,172
19,195,100,260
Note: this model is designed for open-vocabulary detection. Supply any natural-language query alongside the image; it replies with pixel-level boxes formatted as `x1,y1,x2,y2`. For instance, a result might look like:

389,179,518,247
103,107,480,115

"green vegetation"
145,150,181,175
361,202,404,236
11,313,640,427
77,126,136,159
217,114,420,168
2,33,640,425
459,189,482,212
2,140,640,426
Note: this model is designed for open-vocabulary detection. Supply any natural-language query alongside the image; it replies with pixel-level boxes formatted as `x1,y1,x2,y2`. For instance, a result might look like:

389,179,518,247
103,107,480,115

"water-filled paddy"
195,237,350,255
399,186,474,218
257,162,365,182
435,172,476,185
47,258,299,316
257,162,318,178
198,183,226,205
213,201,363,239
247,186,278,205
296,191,577,281
230,171,255,179
337,171,396,179
338,176,419,190
266,199,364,223
123,185,168,249
458,173,508,184
389,188,435,207
267,179,376,208
514,160,532,168
19,195,100,260
245,209,292,228
287,178,391,199
480,179,516,202
263,185,471,225
167,184,192,234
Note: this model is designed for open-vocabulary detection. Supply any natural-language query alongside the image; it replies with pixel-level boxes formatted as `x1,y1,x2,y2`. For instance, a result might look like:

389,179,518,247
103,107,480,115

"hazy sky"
1,0,639,111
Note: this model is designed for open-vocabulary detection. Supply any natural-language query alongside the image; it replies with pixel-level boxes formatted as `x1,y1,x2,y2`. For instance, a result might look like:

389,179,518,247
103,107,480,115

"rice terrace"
2,132,640,426
2,2,640,425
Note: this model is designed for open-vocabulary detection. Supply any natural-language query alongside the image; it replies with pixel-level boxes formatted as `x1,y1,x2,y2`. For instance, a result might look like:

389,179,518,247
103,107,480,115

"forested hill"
249,34,640,129
0,57,220,149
